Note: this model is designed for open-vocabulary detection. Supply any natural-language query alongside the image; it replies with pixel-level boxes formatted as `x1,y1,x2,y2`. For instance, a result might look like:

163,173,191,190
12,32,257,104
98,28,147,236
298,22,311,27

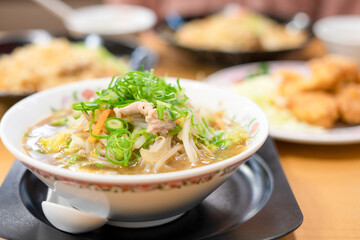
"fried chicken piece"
278,71,307,97
288,92,339,128
307,55,360,91
336,84,360,124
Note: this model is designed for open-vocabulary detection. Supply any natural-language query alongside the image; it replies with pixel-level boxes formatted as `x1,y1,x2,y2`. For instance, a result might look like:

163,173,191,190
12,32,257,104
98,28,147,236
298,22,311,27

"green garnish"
131,128,156,149
105,117,128,132
50,118,68,126
72,70,189,120
73,114,81,120
105,129,133,166
94,147,101,157
72,91,78,101
210,131,227,150
65,138,72,147
168,124,181,136
247,62,269,79
72,102,100,111
68,155,79,164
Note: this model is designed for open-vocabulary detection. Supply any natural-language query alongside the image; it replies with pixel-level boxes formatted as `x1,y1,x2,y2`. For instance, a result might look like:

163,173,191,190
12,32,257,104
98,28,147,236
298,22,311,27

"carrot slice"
87,109,111,142
214,117,226,130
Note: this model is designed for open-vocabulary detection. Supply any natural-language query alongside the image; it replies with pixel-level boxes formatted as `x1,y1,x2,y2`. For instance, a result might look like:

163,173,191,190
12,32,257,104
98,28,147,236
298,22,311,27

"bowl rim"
313,15,360,46
0,77,269,184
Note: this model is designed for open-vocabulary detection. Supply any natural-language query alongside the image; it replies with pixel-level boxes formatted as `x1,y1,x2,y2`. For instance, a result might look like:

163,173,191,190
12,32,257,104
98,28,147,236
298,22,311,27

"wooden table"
1,31,360,240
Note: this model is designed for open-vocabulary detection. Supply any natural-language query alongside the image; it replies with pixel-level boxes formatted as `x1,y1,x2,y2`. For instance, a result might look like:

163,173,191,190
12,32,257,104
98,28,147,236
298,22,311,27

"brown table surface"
1,31,360,240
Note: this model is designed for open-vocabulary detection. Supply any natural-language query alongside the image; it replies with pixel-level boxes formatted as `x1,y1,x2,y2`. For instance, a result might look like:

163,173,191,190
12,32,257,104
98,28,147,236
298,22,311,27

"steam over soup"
23,71,249,174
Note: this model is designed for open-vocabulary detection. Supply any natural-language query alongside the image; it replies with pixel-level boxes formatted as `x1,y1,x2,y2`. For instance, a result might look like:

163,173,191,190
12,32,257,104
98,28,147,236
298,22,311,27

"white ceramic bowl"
0,77,268,228
313,15,360,64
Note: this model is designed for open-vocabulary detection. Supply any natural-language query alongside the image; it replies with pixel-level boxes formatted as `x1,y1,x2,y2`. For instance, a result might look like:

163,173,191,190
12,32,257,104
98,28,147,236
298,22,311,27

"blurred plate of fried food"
0,29,157,116
206,55,360,144
155,4,311,65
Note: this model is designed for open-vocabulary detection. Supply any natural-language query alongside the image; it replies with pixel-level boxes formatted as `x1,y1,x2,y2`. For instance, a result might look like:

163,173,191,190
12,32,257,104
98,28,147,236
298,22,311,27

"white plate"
206,61,360,145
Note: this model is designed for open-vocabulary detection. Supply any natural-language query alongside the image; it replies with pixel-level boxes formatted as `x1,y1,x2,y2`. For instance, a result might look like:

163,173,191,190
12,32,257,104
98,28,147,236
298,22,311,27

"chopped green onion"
105,129,133,166
65,138,72,147
72,102,100,111
72,70,189,121
68,155,79,164
176,77,182,90
73,114,81,120
169,124,181,136
72,91,78,101
246,62,269,79
105,117,128,132
50,118,68,126
131,128,156,149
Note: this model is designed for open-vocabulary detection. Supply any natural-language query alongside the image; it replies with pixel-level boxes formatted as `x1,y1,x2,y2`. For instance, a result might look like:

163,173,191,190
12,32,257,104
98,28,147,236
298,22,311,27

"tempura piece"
336,84,360,124
288,92,338,128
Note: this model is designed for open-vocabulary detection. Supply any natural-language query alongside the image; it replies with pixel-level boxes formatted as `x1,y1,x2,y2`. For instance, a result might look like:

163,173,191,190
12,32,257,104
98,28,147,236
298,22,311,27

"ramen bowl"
0,77,268,228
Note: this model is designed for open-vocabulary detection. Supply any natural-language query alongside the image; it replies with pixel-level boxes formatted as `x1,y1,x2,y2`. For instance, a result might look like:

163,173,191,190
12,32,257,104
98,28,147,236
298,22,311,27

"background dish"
206,61,360,144
313,15,360,64
0,30,157,115
0,138,303,240
64,4,157,37
155,14,311,66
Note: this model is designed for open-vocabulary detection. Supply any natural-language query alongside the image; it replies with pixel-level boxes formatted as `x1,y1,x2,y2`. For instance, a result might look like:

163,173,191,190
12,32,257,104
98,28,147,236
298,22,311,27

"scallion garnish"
105,117,128,132
50,118,68,126
68,155,79,164
105,129,133,166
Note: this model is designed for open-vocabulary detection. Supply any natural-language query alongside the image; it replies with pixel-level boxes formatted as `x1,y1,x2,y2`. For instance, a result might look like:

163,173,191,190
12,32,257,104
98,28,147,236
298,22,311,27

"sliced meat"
114,101,176,134
146,111,176,134
115,101,154,116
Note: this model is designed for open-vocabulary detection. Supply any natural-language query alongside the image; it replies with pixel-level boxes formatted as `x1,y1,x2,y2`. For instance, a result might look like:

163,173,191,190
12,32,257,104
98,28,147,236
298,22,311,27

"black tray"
0,138,302,240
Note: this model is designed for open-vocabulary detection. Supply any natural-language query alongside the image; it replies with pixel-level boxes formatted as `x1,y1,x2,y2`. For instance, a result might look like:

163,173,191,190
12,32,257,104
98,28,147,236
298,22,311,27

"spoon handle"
32,0,75,21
